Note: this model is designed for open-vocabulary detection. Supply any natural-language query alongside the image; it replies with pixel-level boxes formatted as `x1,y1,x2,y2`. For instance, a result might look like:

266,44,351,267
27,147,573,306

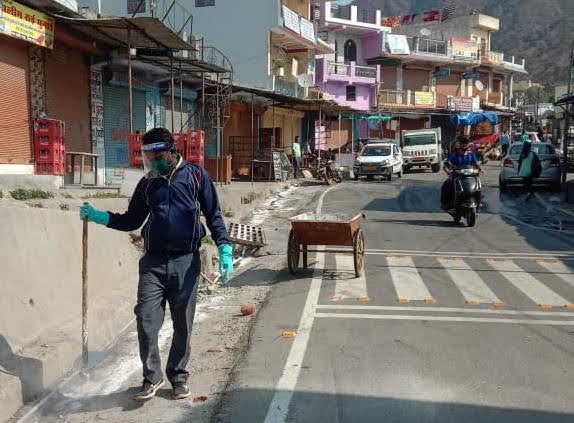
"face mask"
151,157,172,175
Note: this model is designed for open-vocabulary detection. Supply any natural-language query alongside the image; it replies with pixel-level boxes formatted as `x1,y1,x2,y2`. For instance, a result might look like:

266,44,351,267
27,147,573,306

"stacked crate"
129,133,144,168
33,119,65,175
185,129,205,167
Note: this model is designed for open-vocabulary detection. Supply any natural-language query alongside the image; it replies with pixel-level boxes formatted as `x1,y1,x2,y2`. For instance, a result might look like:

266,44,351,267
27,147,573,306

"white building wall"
319,32,366,65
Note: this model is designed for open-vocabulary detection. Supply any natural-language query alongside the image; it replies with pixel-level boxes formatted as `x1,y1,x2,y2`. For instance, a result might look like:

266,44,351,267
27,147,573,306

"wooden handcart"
288,213,365,277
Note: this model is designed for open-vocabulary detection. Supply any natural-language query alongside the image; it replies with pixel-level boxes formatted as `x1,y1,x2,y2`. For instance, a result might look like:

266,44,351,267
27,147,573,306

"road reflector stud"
397,298,409,304
331,295,345,302
465,300,480,305
565,304,574,310
493,301,506,307
424,298,436,304
539,304,553,309
282,330,297,338
358,296,370,302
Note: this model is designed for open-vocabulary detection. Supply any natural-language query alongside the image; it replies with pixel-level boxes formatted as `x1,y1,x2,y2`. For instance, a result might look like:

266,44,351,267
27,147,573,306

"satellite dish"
297,73,314,88
474,80,484,91
420,28,431,37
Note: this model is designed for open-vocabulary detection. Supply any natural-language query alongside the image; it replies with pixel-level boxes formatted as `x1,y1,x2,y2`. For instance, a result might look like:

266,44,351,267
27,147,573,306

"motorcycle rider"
441,136,483,210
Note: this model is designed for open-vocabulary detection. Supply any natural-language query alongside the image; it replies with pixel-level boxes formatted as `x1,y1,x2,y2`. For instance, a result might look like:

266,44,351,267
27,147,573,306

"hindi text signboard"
0,0,55,48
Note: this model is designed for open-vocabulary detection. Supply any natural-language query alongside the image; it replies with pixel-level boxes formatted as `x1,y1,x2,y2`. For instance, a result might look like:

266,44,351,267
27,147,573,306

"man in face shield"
79,128,233,401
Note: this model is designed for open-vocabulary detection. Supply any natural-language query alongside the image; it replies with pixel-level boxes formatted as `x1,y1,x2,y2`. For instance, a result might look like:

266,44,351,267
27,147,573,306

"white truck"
401,128,442,173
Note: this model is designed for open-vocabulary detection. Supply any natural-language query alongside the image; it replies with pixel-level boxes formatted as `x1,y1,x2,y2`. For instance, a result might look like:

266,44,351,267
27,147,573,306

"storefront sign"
432,69,451,79
415,91,435,106
282,5,300,35
387,34,410,55
463,71,480,80
448,96,473,112
451,38,478,61
0,0,55,48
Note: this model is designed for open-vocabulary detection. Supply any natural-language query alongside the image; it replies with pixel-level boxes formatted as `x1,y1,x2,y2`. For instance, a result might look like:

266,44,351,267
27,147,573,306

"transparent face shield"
142,142,172,178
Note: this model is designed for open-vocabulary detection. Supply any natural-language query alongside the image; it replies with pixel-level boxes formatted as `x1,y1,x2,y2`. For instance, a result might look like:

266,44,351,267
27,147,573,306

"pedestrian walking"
292,136,302,178
517,141,542,200
500,131,510,157
79,128,233,401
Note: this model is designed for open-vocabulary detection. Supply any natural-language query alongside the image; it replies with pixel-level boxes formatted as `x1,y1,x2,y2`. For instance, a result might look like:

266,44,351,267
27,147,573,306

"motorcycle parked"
445,168,482,227
311,154,343,185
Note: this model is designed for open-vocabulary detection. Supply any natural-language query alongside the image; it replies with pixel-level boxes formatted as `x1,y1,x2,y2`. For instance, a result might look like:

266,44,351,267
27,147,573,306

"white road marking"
316,305,574,317
264,185,337,423
360,250,574,261
488,260,570,307
315,313,574,326
334,255,367,300
537,260,574,289
386,256,433,302
437,257,501,304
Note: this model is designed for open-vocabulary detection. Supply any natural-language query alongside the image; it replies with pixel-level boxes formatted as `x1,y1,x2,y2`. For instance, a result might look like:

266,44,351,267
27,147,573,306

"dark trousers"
293,157,301,178
136,252,200,385
523,176,534,195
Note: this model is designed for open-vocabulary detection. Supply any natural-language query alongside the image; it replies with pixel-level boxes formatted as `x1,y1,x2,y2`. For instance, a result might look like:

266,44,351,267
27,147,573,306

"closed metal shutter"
103,84,145,185
0,37,32,164
45,44,91,153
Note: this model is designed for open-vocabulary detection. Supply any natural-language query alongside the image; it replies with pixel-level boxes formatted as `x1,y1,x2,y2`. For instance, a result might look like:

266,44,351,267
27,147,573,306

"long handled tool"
82,219,89,369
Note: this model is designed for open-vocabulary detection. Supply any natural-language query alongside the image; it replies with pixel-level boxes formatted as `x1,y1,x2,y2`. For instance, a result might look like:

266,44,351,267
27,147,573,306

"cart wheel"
288,229,300,274
303,245,308,268
353,229,365,278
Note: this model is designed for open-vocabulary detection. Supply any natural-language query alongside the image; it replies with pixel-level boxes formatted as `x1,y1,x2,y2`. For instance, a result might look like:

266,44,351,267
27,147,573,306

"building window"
195,0,215,6
344,39,357,63
346,85,356,101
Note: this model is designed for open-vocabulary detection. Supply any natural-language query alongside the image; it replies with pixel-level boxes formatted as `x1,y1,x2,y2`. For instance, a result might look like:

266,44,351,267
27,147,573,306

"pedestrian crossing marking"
386,256,435,303
332,255,367,301
536,260,574,289
487,260,570,308
438,257,502,305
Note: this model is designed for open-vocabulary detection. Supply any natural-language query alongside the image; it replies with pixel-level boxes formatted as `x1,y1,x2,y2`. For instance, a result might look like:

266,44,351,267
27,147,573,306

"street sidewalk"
1,179,302,423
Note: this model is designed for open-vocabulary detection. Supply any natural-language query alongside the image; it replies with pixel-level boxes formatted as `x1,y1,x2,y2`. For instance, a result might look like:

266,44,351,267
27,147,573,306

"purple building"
313,1,390,112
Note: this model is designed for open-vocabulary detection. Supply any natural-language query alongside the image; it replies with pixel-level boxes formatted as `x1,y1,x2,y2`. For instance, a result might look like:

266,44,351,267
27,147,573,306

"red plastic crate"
33,119,65,141
35,162,65,176
129,134,144,167
35,142,65,165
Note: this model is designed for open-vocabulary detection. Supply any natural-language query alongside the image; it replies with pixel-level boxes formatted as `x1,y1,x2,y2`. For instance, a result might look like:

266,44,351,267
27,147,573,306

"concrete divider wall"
0,207,140,422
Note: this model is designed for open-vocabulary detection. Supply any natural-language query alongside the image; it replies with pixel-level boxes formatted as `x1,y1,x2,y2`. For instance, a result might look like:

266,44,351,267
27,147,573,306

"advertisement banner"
451,37,478,61
0,0,55,48
387,34,410,55
415,91,434,106
448,96,473,112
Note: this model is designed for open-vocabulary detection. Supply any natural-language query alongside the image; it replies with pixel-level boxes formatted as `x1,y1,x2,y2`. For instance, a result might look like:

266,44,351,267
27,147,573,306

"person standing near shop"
79,127,233,401
292,136,302,178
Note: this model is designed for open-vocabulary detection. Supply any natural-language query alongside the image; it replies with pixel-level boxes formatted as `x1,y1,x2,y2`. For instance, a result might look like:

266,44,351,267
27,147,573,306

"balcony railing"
330,4,351,20
273,76,307,99
480,49,504,65
406,36,449,56
359,9,377,24
328,62,350,77
355,64,377,79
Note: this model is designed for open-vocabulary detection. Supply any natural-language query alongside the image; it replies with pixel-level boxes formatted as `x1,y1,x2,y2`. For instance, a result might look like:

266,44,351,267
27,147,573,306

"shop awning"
57,16,193,50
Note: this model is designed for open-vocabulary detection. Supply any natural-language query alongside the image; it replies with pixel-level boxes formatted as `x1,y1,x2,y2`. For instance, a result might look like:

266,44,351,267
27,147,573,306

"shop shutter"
103,84,145,184
45,44,91,153
0,37,32,164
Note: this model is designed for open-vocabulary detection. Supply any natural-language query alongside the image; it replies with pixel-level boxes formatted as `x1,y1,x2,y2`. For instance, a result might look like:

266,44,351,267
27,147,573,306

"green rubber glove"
80,202,110,226
218,244,234,283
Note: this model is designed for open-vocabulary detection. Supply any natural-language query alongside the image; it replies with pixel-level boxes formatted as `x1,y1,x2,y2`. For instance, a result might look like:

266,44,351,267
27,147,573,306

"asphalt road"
215,163,574,423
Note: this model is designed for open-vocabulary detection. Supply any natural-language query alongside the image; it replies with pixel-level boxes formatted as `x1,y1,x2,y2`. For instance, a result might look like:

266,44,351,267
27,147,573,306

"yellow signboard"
0,0,55,49
415,91,434,106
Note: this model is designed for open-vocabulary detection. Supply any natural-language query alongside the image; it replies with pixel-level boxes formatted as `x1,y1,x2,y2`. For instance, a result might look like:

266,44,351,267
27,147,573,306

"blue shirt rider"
441,137,483,209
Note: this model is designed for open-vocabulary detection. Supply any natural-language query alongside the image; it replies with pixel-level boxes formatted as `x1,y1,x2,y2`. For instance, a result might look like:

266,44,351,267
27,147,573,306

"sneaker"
134,379,164,401
172,382,191,400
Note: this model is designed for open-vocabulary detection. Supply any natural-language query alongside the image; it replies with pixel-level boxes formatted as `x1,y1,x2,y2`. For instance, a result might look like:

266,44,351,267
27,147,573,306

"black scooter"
445,167,482,227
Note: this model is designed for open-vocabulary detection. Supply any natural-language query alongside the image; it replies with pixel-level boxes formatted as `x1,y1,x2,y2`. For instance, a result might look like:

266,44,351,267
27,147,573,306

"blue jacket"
108,160,230,254
447,151,479,168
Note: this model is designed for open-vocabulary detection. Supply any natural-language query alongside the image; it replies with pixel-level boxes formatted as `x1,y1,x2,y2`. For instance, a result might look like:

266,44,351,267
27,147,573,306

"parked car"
353,143,403,181
499,142,562,192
